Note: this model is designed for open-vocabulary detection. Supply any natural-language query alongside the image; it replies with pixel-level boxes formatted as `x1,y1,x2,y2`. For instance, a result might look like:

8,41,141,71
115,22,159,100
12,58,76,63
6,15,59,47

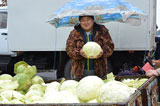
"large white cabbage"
43,90,60,103
44,81,60,98
25,84,45,103
60,80,78,95
82,42,101,59
28,84,45,93
97,81,136,103
76,76,104,102
45,81,60,91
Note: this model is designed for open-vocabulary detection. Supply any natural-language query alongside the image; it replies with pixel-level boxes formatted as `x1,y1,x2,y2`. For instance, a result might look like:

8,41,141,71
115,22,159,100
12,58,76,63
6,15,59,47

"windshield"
0,11,7,29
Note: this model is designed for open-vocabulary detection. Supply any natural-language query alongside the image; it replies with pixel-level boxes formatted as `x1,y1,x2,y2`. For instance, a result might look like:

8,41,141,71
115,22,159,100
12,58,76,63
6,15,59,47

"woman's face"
80,16,94,32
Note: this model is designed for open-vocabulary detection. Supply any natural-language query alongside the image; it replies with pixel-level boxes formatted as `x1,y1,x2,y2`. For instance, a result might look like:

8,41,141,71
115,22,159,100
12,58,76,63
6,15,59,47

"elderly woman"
66,16,114,79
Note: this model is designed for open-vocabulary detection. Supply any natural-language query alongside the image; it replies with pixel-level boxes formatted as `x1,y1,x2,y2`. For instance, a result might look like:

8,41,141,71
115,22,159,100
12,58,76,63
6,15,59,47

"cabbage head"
25,95,43,103
12,73,32,91
14,61,28,74
82,42,101,59
97,81,136,103
28,84,45,93
23,65,37,78
25,89,44,98
43,90,60,103
0,74,13,80
31,75,44,85
76,76,104,102
25,84,45,102
44,81,60,97
60,80,78,95
14,61,37,78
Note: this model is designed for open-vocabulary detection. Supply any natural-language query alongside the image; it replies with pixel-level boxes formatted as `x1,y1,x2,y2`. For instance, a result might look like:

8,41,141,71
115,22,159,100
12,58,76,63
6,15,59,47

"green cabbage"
12,73,32,91
23,65,37,78
82,42,101,58
14,61,28,74
14,61,37,78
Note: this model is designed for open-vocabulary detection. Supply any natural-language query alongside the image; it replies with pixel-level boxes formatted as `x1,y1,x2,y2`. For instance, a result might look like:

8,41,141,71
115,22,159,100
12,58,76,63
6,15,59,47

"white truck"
0,0,157,79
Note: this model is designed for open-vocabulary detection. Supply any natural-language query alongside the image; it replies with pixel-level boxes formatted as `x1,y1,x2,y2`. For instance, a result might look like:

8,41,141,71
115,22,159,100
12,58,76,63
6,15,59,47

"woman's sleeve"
101,26,114,58
66,30,84,60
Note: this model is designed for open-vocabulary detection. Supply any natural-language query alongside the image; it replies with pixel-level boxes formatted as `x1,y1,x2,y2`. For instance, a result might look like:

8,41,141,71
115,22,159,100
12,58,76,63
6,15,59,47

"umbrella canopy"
47,0,147,28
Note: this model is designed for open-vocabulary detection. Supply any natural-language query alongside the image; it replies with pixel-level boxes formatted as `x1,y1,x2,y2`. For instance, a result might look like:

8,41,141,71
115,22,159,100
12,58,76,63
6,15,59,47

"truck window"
0,12,7,29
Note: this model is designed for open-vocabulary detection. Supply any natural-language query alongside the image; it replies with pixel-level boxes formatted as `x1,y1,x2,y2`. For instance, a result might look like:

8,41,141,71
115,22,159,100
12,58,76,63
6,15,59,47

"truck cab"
0,6,8,54
0,5,16,74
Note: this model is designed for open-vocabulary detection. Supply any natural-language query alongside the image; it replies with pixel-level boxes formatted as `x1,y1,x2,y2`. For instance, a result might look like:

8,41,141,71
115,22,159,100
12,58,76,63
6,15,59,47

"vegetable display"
0,61,148,104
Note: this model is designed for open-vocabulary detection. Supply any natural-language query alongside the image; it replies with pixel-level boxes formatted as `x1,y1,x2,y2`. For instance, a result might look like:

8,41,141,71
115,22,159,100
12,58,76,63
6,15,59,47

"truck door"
0,9,8,53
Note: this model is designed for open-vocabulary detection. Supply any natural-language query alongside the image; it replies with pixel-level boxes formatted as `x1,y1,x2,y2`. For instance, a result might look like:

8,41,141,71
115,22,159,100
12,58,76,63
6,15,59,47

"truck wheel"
64,59,75,80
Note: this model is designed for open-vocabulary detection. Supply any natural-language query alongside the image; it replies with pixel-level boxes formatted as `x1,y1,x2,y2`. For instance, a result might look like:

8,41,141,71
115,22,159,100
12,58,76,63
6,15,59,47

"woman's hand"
96,49,103,59
80,49,88,58
145,69,159,77
152,60,160,68
80,49,104,59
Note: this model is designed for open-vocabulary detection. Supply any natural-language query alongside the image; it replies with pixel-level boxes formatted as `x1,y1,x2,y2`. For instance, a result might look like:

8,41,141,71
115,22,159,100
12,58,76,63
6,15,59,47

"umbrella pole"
53,29,57,70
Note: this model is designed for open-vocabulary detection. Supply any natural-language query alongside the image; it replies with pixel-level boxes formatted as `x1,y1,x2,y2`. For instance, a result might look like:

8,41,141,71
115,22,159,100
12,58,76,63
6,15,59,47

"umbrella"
47,0,147,28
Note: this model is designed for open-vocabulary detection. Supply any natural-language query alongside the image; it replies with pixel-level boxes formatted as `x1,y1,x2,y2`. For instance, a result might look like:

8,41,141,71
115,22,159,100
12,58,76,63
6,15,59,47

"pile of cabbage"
0,61,148,104
121,78,148,88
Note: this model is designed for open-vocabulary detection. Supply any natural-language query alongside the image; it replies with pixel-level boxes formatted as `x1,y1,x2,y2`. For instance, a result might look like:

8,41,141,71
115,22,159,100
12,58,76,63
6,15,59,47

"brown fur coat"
66,23,114,79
